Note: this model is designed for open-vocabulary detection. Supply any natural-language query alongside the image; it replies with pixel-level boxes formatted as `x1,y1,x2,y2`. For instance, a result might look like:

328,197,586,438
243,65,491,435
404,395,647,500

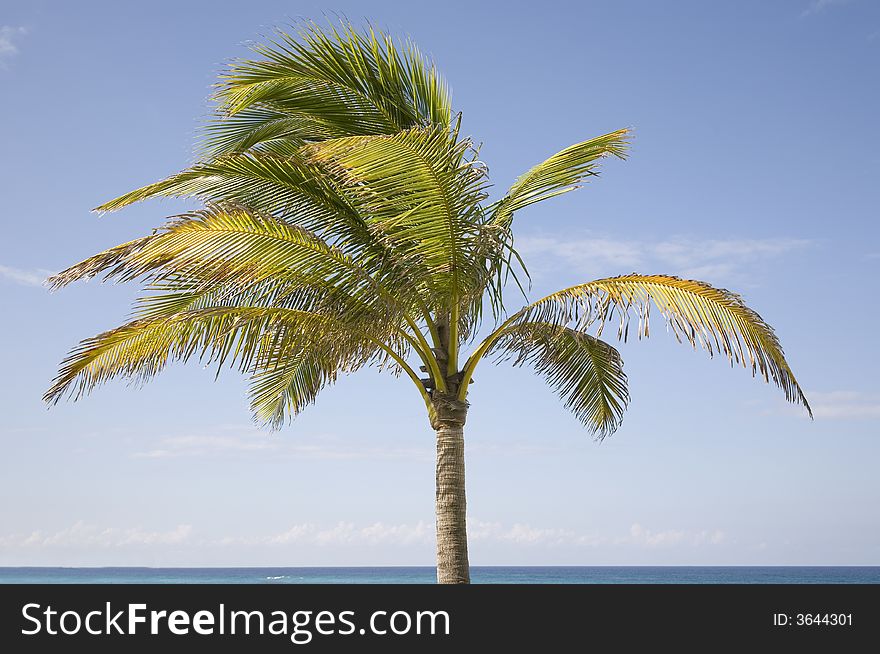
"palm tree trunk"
433,394,470,584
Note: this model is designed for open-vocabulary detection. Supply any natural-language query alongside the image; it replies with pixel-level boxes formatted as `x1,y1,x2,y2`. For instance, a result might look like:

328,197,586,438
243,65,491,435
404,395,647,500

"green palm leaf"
50,205,404,313
91,148,449,307
492,129,631,227
248,346,338,428
43,306,391,415
94,151,351,227
491,322,629,438
512,274,810,414
212,22,451,149
307,127,492,311
201,108,312,156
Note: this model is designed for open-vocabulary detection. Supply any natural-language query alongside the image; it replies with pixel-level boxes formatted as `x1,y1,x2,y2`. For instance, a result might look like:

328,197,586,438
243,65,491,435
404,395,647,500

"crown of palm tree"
45,20,810,438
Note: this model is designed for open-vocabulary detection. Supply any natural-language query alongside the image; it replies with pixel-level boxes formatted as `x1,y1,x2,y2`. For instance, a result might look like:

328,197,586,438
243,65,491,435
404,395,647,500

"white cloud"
227,521,434,547
468,520,576,545
625,523,724,547
2,519,726,552
360,521,433,545
0,26,26,64
515,234,810,283
132,429,567,463
0,521,193,548
226,520,725,549
516,236,641,270
801,0,851,18
133,430,431,461
651,238,808,267
761,390,880,420
263,524,316,545
806,391,880,419
134,433,279,458
0,264,52,288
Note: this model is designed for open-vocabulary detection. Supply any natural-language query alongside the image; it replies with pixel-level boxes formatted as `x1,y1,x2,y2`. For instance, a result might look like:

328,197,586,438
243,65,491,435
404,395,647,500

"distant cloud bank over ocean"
2,567,879,584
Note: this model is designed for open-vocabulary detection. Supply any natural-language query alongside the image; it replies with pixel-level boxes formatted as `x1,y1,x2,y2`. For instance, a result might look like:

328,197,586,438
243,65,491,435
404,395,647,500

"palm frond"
46,236,154,290
492,129,630,227
94,151,346,223
307,127,493,314
201,108,318,156
248,346,337,428
131,275,359,323
91,151,442,299
208,21,452,154
491,322,628,438
51,205,403,314
43,306,386,419
245,313,397,427
514,274,810,414
44,307,270,404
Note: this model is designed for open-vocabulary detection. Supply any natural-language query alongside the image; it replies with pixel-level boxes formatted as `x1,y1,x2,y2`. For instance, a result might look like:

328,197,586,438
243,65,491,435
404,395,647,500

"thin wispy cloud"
763,390,880,420
129,426,578,465
625,523,725,547
133,430,432,461
468,521,576,545
130,429,565,462
133,433,280,459
0,521,193,548
801,0,852,18
470,521,725,548
515,234,811,283
0,519,725,552
0,26,27,66
0,264,53,288
806,391,880,419
231,521,435,547
222,520,725,549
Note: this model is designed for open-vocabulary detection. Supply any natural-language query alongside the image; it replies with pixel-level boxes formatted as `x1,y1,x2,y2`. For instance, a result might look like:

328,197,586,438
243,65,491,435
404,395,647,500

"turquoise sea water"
1,567,878,584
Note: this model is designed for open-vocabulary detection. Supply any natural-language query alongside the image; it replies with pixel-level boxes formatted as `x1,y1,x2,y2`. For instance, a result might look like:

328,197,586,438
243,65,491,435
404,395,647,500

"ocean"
1,566,878,584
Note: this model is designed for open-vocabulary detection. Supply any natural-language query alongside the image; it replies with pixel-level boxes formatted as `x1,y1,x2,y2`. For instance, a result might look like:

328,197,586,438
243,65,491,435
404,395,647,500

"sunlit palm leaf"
91,151,443,303
492,129,630,227
43,307,386,416
211,22,451,152
308,127,491,312
130,275,362,324
50,205,404,315
94,151,350,225
45,308,273,404
246,315,394,427
491,322,629,438
202,108,325,156
513,274,810,414
248,347,337,427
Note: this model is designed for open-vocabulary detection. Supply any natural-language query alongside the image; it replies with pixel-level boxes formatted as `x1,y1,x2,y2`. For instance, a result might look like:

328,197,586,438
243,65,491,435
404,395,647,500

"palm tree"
45,22,810,584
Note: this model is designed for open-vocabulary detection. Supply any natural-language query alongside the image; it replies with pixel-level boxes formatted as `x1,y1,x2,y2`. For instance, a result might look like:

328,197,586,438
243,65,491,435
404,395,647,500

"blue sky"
1,0,878,567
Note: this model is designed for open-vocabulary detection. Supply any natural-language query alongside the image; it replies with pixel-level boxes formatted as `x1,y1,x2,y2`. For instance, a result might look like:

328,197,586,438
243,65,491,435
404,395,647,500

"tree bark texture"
433,393,470,584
